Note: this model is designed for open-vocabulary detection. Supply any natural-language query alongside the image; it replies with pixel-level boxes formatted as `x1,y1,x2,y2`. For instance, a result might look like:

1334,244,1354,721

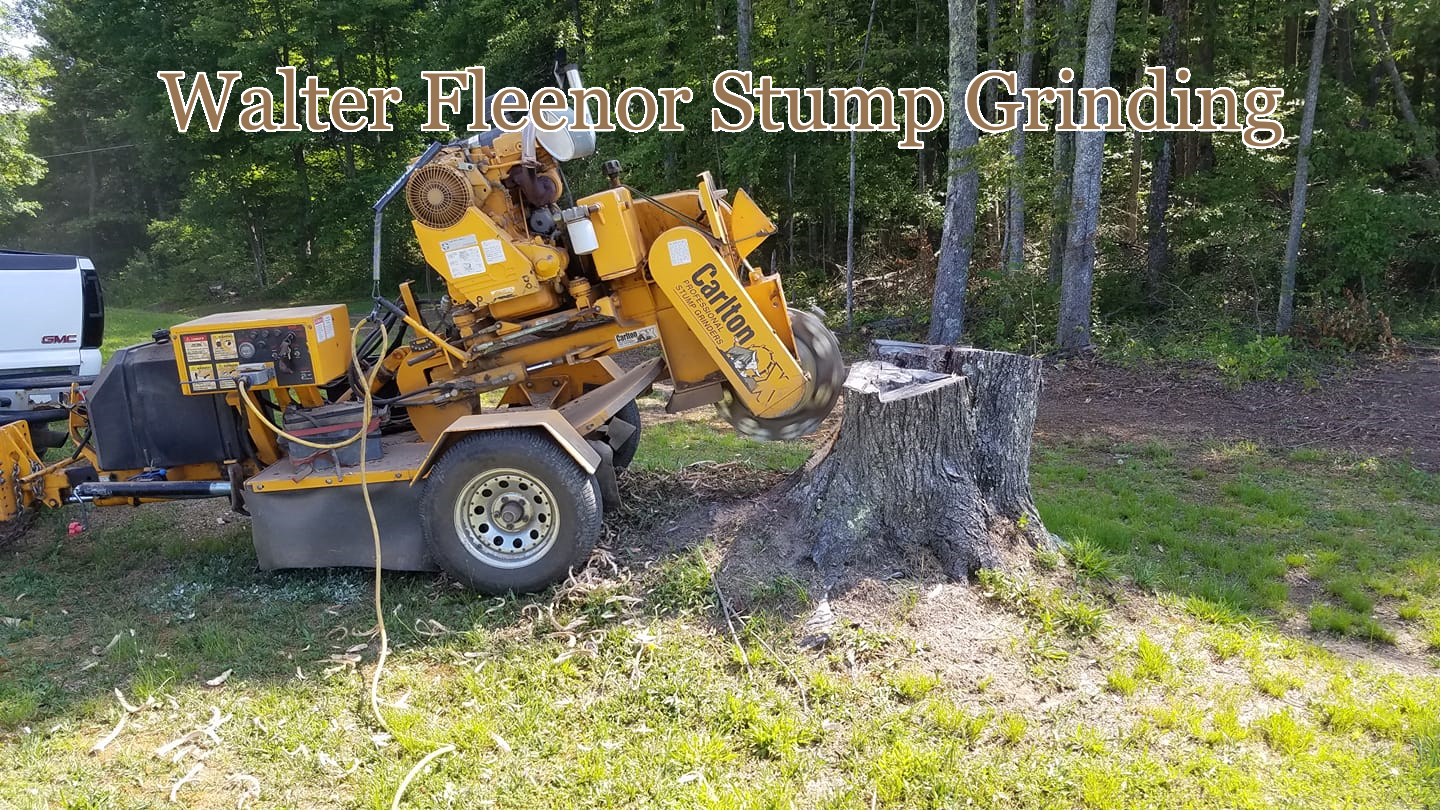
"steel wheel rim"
454,467,560,569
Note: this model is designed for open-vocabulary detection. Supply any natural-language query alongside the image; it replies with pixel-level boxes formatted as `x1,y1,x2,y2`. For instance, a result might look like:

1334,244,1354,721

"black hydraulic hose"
73,480,233,500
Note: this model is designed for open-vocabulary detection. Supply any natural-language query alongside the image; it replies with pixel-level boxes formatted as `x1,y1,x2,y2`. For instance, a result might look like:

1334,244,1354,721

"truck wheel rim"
454,468,560,569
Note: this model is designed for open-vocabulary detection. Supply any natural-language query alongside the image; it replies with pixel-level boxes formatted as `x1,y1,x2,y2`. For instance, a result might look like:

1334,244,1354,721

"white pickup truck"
0,250,105,443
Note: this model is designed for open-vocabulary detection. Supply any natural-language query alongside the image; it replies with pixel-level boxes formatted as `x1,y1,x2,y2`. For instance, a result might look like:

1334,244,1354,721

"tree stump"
797,341,1054,582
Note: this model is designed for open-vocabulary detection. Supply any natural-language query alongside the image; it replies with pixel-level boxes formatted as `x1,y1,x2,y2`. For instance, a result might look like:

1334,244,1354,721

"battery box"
169,304,350,395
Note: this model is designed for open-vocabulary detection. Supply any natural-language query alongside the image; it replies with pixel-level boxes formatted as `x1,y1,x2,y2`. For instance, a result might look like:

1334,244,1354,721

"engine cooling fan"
405,164,474,229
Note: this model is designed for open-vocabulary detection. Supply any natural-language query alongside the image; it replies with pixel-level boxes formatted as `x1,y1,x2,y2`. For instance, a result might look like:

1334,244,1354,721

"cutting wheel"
717,309,845,441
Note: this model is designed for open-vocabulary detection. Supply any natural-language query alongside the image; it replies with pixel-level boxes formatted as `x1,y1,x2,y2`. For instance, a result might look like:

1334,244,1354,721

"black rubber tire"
420,430,602,594
609,400,642,470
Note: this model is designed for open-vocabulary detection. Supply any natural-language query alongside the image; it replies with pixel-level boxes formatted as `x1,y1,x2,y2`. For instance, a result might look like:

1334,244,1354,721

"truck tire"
609,400,642,470
420,430,601,594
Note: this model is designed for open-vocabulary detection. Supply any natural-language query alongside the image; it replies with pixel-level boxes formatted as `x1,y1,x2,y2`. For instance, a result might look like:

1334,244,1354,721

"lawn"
102,309,191,358
1,412,1438,807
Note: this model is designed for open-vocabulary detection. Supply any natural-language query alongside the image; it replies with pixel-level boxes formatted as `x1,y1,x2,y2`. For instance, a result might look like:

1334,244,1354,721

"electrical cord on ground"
236,317,454,806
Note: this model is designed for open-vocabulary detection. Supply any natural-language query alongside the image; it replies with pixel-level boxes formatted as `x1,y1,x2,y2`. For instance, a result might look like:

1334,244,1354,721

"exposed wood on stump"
797,342,1053,583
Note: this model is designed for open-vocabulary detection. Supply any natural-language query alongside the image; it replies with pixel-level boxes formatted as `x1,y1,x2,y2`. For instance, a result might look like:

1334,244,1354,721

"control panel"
169,304,351,395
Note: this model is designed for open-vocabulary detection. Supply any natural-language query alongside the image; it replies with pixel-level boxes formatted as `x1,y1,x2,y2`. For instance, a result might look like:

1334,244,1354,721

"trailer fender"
413,410,602,484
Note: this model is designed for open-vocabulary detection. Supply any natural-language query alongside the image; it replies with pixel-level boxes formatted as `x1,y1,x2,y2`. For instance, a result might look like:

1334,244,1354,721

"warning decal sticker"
182,334,212,363
189,364,217,392
211,332,238,360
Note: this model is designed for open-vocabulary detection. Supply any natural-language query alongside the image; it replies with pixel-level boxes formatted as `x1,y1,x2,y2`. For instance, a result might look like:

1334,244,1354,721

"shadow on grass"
0,504,549,731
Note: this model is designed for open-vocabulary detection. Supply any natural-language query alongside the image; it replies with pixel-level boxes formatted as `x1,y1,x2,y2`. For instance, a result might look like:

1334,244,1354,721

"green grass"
630,406,815,473
1033,440,1440,645
2,413,1440,806
101,308,188,358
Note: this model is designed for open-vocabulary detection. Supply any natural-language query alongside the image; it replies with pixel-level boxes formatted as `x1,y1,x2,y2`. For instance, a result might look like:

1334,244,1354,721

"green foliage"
0,0,1429,347
1214,336,1300,387
0,7,47,220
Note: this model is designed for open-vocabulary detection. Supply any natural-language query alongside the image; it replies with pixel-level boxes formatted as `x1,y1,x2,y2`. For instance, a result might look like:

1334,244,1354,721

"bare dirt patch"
1037,348,1440,469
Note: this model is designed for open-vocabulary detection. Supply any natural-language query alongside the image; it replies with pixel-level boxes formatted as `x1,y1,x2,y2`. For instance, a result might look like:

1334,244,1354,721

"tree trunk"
1358,10,1389,130
797,342,1054,581
1047,0,1080,286
1004,0,1036,275
1056,0,1119,353
1127,0,1152,243
1368,3,1440,178
1333,6,1355,88
928,0,981,344
984,0,1000,115
846,0,879,330
1282,12,1299,70
1145,0,1182,306
737,0,752,70
1276,0,1329,336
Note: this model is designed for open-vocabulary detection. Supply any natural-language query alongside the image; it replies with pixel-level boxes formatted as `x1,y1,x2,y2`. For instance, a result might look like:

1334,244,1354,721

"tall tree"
1145,0,1183,305
1367,2,1440,178
1003,0,1035,275
1126,0,1151,242
737,0,753,70
1056,0,1120,353
845,0,879,329
929,0,981,344
1276,0,1331,336
1047,0,1079,285
984,0,1000,114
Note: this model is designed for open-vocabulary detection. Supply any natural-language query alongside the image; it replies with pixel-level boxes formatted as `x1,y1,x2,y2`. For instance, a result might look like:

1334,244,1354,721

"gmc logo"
41,334,78,345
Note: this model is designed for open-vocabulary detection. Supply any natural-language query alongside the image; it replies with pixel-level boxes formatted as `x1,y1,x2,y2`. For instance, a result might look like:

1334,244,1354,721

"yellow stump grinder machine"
0,65,843,593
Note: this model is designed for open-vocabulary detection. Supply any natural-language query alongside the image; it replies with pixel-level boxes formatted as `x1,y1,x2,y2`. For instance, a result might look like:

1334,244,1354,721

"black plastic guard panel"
248,481,436,572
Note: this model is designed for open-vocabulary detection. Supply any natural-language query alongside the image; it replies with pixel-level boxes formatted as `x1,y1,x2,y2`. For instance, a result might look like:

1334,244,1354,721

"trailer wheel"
609,400,642,470
420,430,601,594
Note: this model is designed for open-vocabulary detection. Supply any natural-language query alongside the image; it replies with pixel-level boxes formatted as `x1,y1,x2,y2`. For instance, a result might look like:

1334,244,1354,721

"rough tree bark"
1056,0,1119,353
928,0,981,344
797,342,1054,582
1276,0,1329,336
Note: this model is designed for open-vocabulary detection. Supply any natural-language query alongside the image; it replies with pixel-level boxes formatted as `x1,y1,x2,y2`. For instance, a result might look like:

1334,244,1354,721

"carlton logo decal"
691,264,758,346
686,264,789,397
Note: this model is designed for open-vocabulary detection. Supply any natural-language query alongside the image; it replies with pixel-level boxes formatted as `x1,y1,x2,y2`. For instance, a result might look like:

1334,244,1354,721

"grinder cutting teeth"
717,309,845,442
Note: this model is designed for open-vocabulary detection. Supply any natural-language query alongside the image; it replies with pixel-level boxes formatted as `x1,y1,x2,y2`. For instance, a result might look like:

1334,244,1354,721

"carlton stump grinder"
0,64,843,594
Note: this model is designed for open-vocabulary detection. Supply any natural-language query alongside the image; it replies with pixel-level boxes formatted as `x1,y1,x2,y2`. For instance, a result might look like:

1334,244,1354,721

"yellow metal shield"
648,227,807,418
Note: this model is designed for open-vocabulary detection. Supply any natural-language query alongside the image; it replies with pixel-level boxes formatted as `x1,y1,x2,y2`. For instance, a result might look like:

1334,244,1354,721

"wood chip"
169,763,203,803
114,688,141,713
155,729,203,758
88,712,127,755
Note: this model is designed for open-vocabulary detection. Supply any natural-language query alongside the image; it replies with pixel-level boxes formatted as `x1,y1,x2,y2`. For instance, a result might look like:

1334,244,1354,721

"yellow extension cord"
235,318,454,808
